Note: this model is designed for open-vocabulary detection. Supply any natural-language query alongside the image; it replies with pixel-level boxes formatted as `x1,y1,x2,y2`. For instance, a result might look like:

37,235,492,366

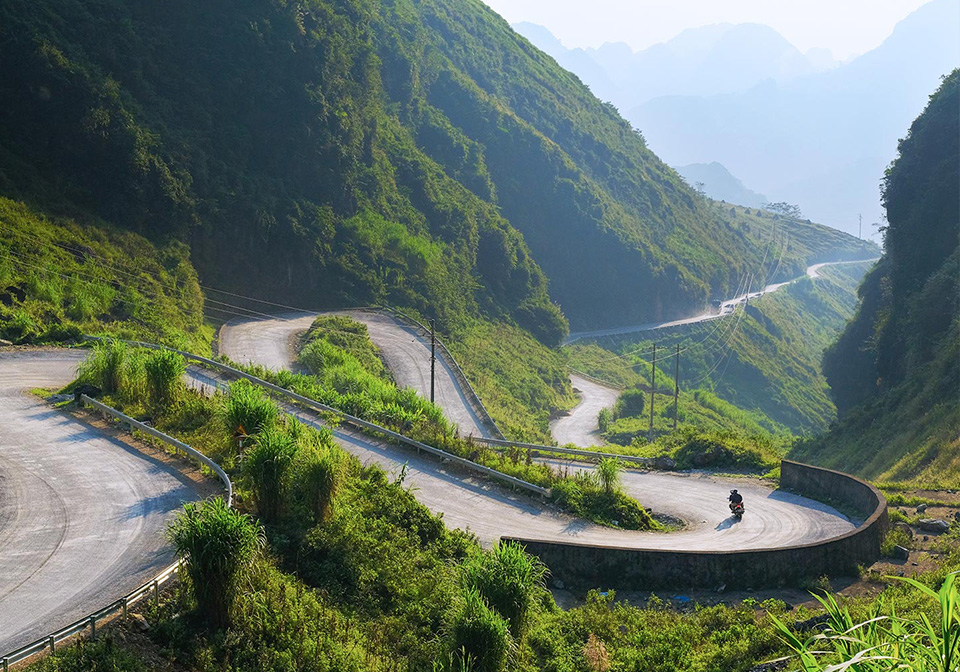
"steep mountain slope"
628,0,959,236
0,0,872,338
792,70,959,485
567,261,874,435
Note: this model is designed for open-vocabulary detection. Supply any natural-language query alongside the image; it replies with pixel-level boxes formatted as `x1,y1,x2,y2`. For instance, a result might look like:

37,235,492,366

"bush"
244,427,298,522
220,379,277,438
614,388,646,419
447,587,511,672
598,407,611,433
144,348,186,411
167,498,264,630
296,442,342,523
461,541,548,639
596,457,622,494
77,339,144,400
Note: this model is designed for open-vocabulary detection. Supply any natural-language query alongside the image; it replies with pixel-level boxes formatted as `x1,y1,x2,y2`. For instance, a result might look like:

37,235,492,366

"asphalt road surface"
550,374,620,447
565,259,878,344
559,259,880,446
220,310,488,437
218,316,855,551
0,350,202,655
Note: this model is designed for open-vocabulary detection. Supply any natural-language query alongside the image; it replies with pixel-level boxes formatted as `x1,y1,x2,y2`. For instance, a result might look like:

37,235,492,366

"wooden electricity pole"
430,319,436,404
648,344,656,441
673,343,680,431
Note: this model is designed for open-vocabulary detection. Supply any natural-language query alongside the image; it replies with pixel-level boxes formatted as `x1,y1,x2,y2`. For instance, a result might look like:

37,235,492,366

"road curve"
565,258,879,344
219,316,855,551
560,258,880,445
220,310,488,437
0,350,202,655
550,374,620,447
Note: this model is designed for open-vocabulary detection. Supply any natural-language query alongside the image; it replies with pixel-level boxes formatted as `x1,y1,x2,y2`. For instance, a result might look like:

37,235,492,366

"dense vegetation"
285,316,656,529
795,70,960,487
31,339,960,670
567,262,872,442
0,197,208,350
0,0,874,343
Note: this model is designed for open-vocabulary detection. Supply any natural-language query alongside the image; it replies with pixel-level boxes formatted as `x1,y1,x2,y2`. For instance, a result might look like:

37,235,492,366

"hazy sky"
481,0,933,61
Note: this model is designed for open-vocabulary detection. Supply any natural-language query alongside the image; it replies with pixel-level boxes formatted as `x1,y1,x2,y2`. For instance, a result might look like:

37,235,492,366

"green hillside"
793,70,960,487
0,0,874,343
0,197,209,350
566,261,874,438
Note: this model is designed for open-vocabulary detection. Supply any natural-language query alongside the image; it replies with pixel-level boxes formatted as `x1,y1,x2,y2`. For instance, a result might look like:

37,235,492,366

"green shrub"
25,637,145,671
461,541,548,639
614,387,646,419
598,407,611,432
144,348,186,411
297,443,342,523
220,379,277,437
77,339,144,400
596,457,622,494
167,498,264,630
447,587,511,672
881,525,913,557
244,427,298,522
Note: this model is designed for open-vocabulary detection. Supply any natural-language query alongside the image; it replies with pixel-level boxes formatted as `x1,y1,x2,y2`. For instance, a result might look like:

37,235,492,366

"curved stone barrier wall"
505,460,888,590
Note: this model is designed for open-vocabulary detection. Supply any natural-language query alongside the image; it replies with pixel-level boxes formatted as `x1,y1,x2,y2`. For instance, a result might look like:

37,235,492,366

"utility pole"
673,343,680,432
430,319,436,404
648,344,656,442
859,214,862,240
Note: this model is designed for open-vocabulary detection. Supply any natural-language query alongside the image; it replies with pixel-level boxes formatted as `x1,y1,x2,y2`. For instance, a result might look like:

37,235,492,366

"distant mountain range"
674,162,768,209
514,0,960,237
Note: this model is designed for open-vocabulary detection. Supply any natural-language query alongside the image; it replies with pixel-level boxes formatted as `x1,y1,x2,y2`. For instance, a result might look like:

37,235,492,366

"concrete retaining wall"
505,460,888,590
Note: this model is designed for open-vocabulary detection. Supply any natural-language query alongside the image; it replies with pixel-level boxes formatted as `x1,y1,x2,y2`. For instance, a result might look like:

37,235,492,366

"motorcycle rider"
728,489,743,513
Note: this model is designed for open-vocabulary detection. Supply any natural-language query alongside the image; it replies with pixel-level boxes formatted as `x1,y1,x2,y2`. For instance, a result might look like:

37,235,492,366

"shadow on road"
714,516,742,531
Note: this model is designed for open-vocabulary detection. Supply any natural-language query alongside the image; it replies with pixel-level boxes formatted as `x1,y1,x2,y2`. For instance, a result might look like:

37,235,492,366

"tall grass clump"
297,443,341,523
772,572,960,671
244,427,298,522
596,457,622,495
167,498,264,630
461,541,547,639
77,339,144,400
144,348,186,411
220,379,277,437
446,587,511,672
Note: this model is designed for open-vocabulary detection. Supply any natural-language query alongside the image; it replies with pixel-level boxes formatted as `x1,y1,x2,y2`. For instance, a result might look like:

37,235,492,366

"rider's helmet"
730,489,738,494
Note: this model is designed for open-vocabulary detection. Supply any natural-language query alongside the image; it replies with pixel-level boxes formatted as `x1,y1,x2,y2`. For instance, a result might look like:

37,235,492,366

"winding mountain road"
557,258,879,447
0,262,871,653
0,350,202,656
218,312,855,552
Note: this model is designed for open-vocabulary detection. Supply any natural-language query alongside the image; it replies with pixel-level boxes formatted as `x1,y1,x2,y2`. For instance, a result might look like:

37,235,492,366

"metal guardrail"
1,397,232,670
84,337,548,498
567,367,624,391
369,306,506,440
2,561,180,670
473,436,654,467
80,395,233,506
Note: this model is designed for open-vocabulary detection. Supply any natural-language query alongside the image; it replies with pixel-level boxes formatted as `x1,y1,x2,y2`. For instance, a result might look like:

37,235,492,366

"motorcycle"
729,500,744,519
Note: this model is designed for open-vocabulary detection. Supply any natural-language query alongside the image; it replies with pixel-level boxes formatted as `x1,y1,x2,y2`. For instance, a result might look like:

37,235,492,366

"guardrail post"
153,580,160,610
122,596,128,618
3,655,9,671
48,635,55,654
90,615,96,640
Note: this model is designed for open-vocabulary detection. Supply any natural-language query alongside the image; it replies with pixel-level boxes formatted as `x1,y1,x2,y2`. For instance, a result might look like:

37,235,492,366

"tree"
167,498,263,630
763,201,803,219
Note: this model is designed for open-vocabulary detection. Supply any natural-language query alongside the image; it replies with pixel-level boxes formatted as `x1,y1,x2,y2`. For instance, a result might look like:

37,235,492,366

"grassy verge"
0,197,211,351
